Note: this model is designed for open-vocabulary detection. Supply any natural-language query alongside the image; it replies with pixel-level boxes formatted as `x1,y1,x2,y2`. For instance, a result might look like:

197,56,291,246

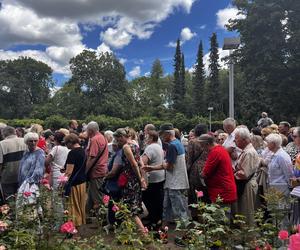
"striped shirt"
0,135,27,184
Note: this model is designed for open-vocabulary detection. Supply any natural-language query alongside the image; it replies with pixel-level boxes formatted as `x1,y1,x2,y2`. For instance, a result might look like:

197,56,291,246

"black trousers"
142,181,164,224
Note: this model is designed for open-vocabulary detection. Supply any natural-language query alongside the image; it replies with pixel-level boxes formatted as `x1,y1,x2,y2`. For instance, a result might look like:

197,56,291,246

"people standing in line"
187,124,210,217
0,126,27,201
199,134,237,205
63,134,87,227
279,121,293,143
222,118,241,168
68,120,79,134
45,131,70,224
85,121,108,212
231,127,260,226
113,128,148,234
104,130,114,162
141,130,165,228
143,123,190,226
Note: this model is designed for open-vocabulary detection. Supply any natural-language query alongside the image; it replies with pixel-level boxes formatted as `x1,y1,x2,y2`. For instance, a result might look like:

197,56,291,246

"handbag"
117,171,129,188
235,172,255,197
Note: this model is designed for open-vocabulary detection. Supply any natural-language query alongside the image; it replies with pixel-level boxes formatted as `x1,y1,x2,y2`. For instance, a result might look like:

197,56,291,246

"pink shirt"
86,132,108,178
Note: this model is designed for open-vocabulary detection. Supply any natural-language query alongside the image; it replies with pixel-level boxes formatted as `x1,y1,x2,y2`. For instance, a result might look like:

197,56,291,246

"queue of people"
0,116,300,245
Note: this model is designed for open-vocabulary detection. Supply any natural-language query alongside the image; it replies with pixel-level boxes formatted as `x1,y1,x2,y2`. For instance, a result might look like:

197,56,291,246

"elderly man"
0,126,27,202
86,121,108,211
143,123,189,225
232,127,260,225
257,112,273,128
222,118,241,168
279,121,293,143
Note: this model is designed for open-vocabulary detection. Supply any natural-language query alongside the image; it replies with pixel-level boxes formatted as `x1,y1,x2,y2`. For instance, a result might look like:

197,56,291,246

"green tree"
192,40,206,115
172,39,186,113
0,57,53,119
69,50,129,118
206,33,221,112
229,0,293,124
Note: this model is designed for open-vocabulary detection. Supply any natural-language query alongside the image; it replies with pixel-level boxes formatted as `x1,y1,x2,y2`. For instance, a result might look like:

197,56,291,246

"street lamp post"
208,107,213,132
223,37,240,119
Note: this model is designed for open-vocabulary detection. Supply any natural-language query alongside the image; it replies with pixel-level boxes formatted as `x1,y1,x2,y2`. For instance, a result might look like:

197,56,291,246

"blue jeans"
163,189,189,222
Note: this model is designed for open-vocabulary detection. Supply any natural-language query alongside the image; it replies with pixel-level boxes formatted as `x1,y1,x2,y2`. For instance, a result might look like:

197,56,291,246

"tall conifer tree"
172,39,183,112
193,40,205,115
207,32,220,108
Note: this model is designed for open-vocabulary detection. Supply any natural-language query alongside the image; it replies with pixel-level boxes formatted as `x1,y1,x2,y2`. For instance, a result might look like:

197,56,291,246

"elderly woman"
113,128,147,234
63,134,86,227
265,134,293,196
141,130,165,228
30,124,47,153
265,134,294,228
18,132,45,188
45,131,69,225
285,127,300,225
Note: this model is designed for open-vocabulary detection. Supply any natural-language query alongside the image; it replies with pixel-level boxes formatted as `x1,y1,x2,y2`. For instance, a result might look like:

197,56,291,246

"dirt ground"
78,219,184,249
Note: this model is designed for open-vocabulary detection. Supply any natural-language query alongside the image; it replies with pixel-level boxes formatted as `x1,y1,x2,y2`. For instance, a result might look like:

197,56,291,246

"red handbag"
118,172,128,188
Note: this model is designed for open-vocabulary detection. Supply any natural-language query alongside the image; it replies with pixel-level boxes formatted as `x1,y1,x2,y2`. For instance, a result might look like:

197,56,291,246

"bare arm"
65,164,74,178
45,154,53,167
106,164,121,179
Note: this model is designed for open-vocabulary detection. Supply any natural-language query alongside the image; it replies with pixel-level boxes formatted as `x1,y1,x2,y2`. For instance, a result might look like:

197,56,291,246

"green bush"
7,119,44,128
44,115,69,131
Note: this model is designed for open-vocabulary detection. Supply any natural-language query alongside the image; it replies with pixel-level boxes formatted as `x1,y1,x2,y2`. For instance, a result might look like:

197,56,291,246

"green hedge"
0,114,223,132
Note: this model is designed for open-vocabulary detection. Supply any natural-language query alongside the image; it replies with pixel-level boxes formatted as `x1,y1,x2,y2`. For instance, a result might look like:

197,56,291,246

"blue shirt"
18,149,45,186
268,148,293,194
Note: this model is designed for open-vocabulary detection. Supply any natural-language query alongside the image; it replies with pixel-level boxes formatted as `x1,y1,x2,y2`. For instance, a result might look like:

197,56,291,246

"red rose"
278,230,289,240
40,178,49,185
60,221,77,234
23,191,32,197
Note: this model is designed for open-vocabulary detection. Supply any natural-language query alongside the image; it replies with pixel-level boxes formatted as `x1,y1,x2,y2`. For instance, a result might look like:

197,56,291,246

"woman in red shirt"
199,134,237,204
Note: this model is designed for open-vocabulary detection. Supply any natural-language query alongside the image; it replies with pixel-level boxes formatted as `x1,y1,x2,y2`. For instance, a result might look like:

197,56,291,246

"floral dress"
121,143,143,215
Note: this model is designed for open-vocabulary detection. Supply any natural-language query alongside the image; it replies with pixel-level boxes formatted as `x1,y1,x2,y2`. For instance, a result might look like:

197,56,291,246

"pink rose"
0,245,6,250
40,178,49,185
102,195,110,206
195,190,204,198
278,230,289,240
60,221,78,234
64,210,69,215
289,233,300,250
112,205,120,212
164,226,169,232
0,221,8,232
57,175,68,185
23,191,32,197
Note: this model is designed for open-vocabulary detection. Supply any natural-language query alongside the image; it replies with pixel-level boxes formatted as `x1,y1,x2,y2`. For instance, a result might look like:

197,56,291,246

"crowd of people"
0,114,300,245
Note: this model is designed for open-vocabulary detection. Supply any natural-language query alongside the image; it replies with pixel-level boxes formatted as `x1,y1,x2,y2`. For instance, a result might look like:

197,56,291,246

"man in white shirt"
222,118,240,168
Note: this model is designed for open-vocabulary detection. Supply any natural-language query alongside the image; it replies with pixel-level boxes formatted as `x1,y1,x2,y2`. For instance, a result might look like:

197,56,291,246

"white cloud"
181,27,196,41
199,24,206,29
96,43,112,54
0,0,197,75
119,58,127,65
0,3,82,48
168,26,196,47
0,49,71,76
216,6,245,30
144,72,151,77
203,48,230,74
167,41,177,48
129,66,141,78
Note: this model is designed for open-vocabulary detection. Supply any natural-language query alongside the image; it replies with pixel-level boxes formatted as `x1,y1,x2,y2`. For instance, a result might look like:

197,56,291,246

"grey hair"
223,117,236,127
265,133,282,148
104,130,113,137
235,127,251,140
293,127,300,136
87,121,99,132
2,126,16,138
0,123,7,129
24,132,39,144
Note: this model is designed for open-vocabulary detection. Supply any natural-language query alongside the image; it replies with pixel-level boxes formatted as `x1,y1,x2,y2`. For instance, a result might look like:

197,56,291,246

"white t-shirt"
143,143,165,183
222,130,242,168
49,145,70,171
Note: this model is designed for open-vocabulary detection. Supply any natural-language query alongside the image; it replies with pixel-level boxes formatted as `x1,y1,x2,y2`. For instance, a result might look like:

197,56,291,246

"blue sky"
0,0,241,86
